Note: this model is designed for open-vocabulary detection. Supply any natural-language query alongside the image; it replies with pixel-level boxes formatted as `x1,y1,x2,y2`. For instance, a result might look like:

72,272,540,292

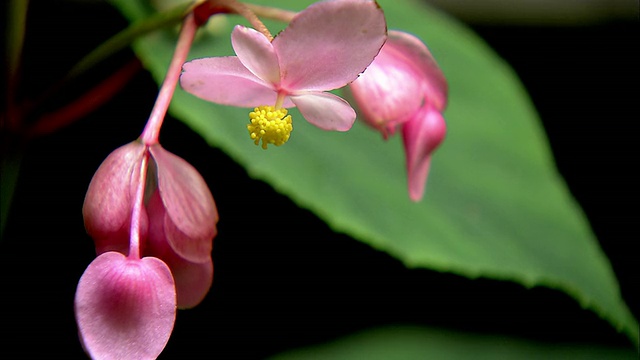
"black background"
1,1,637,358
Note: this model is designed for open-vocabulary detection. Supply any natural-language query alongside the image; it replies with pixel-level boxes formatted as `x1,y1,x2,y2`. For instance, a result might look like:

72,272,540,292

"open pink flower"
180,0,387,143
349,30,447,201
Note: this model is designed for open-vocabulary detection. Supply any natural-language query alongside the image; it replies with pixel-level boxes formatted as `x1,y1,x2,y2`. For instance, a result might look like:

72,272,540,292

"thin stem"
21,2,192,129
275,91,286,110
140,12,198,145
245,3,296,23
5,0,30,131
220,0,273,40
65,2,192,82
128,150,149,260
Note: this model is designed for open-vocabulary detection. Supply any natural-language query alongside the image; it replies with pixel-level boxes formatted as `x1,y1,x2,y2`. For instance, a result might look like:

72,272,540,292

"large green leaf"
110,0,638,343
269,325,638,360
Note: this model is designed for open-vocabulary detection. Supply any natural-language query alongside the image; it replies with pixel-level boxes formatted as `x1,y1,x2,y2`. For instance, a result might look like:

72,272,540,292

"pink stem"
140,12,198,145
128,150,149,260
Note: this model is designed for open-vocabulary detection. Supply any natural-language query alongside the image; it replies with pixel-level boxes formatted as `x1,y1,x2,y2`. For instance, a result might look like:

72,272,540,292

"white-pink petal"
231,25,281,85
290,92,356,131
75,252,176,360
180,57,277,107
274,0,387,92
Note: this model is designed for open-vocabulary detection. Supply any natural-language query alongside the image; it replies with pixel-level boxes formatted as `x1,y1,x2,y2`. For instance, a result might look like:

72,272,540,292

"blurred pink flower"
349,30,448,201
180,0,387,132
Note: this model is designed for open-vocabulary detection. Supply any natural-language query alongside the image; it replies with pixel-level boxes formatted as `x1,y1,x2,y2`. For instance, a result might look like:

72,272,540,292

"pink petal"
387,30,448,110
149,145,218,263
168,255,213,309
146,190,214,309
401,106,447,202
75,252,176,360
273,0,387,91
349,43,424,136
180,57,277,107
83,141,145,254
231,25,281,85
93,207,149,256
290,92,356,131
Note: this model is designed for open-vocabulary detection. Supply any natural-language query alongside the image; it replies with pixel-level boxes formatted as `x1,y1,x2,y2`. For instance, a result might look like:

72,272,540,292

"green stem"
0,147,23,241
65,2,193,81
5,0,29,131
23,1,193,120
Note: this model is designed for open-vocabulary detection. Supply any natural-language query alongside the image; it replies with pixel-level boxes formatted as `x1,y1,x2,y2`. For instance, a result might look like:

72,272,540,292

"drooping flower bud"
80,141,218,317
349,30,448,201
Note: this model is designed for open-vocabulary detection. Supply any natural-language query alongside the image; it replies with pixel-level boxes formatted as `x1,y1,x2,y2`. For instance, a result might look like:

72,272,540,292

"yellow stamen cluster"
247,106,293,149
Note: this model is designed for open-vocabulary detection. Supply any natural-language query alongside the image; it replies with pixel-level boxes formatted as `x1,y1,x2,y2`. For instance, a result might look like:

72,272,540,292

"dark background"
1,0,637,358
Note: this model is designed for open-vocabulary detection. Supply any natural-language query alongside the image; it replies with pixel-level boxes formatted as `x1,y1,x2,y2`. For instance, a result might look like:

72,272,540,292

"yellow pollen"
247,106,293,149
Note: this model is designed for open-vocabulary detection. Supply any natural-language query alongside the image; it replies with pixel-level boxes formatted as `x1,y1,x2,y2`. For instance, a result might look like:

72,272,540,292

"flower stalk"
246,3,296,23
141,12,198,145
128,150,149,260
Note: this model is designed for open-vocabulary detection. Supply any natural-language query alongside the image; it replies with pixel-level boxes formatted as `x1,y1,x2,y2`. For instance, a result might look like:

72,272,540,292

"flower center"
247,106,293,149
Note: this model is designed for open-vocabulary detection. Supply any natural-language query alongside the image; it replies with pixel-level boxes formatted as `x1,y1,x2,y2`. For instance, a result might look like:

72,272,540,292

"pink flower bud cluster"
76,141,218,359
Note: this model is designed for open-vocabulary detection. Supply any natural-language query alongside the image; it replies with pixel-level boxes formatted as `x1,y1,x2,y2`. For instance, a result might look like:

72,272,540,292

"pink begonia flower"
349,30,447,201
180,0,387,148
82,140,218,308
78,140,218,358
75,252,176,360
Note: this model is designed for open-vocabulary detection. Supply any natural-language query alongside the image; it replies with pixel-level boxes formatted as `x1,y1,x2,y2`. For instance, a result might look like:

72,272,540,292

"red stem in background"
26,59,142,139
195,0,273,40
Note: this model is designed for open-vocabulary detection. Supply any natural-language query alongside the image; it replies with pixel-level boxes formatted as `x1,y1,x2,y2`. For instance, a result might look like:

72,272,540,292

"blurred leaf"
0,151,22,239
110,0,638,344
65,1,190,81
268,325,638,360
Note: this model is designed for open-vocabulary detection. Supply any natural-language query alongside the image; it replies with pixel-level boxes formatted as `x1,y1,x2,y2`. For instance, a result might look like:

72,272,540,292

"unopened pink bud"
82,142,218,309
349,30,448,201
402,106,447,201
